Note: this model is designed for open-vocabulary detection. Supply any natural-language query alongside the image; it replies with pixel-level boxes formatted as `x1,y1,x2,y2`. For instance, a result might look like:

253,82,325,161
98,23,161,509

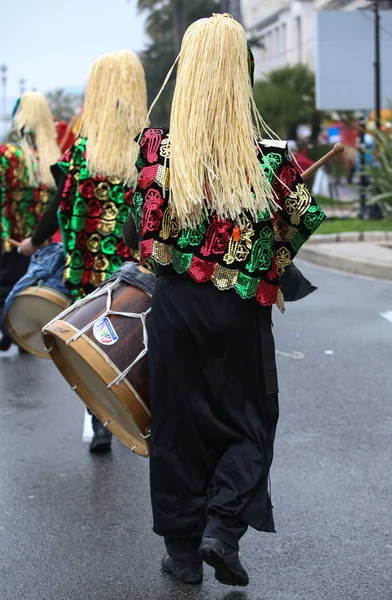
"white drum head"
5,286,70,358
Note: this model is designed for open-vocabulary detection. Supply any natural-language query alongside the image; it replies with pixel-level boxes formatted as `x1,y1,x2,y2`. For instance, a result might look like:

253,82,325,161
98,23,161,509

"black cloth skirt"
148,265,280,539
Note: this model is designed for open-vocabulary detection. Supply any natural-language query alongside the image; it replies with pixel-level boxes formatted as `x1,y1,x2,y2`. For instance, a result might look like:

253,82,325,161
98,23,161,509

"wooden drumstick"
301,143,345,182
8,238,21,248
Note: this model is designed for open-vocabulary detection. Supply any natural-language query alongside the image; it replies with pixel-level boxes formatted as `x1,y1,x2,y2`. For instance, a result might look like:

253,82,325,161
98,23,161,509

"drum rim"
5,287,70,359
43,320,150,457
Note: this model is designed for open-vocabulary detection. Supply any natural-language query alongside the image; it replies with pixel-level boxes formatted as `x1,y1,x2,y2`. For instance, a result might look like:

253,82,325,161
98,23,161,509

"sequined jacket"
54,137,139,298
132,127,325,309
0,143,53,252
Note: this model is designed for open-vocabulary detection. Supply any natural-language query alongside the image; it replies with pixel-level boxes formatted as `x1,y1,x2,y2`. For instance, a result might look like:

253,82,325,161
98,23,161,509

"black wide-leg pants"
148,268,279,560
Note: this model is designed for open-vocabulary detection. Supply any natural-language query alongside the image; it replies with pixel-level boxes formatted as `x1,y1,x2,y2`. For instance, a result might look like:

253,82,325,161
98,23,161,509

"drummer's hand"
18,238,36,257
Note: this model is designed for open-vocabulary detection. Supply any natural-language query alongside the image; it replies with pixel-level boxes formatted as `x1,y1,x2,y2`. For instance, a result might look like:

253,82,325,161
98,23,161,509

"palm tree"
137,0,186,55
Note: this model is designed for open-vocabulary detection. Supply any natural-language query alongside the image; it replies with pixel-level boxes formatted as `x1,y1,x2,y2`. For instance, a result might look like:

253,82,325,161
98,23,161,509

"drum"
3,243,71,359
5,285,70,358
43,263,155,457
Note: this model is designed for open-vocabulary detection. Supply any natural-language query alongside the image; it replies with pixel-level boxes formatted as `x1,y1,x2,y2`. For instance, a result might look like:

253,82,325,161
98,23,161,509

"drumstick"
9,238,21,248
301,143,345,182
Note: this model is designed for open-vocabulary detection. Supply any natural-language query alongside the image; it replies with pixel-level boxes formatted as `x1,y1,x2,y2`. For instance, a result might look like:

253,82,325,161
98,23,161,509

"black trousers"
0,249,30,335
148,268,279,560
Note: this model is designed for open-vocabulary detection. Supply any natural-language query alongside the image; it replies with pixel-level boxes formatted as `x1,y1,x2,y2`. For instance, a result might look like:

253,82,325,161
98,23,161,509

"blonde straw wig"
168,13,278,228
81,50,148,184
13,92,60,188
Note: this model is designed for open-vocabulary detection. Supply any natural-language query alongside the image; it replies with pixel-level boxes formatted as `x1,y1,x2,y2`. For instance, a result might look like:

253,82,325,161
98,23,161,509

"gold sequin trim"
212,264,238,290
152,240,172,264
284,183,312,226
224,222,254,265
156,164,170,190
276,288,285,313
276,247,292,275
160,207,179,240
273,222,298,242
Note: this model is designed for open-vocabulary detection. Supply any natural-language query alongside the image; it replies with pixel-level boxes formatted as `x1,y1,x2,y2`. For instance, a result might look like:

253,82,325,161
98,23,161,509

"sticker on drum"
93,317,119,346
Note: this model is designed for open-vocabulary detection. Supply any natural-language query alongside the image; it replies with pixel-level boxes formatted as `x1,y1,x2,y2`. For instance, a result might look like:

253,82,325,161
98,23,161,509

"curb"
300,231,392,280
300,245,392,280
311,231,392,243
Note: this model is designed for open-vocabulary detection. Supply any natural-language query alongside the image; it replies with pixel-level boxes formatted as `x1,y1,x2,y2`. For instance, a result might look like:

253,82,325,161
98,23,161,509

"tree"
253,65,323,142
365,130,392,216
46,89,79,122
137,0,220,126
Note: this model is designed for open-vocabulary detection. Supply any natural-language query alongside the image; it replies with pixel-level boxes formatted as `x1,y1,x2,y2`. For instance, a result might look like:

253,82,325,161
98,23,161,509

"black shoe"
199,537,249,587
0,335,12,352
161,553,203,585
89,424,112,453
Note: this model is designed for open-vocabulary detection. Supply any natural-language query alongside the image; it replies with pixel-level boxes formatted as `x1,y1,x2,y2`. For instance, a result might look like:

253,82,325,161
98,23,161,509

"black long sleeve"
123,210,139,250
31,172,66,246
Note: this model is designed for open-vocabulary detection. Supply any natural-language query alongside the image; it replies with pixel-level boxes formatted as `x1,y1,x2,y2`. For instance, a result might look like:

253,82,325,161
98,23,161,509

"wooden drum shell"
43,281,151,456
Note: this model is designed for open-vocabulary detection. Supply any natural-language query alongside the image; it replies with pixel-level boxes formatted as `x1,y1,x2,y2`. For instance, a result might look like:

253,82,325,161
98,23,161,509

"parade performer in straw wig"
124,13,325,586
20,50,148,452
0,92,60,351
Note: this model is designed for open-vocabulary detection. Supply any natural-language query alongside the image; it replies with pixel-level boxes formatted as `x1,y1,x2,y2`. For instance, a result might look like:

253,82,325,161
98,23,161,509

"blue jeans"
2,243,70,333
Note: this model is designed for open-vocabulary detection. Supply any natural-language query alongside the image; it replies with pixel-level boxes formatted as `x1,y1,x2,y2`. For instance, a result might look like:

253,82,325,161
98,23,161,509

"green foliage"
318,218,392,234
138,0,220,127
365,131,392,215
253,65,323,141
314,195,356,208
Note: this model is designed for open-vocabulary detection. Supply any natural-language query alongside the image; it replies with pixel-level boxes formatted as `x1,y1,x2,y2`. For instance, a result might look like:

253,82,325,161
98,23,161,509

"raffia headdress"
80,50,148,184
167,13,279,228
13,92,60,188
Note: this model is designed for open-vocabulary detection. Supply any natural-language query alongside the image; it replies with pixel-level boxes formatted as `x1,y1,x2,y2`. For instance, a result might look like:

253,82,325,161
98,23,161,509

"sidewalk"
299,233,392,280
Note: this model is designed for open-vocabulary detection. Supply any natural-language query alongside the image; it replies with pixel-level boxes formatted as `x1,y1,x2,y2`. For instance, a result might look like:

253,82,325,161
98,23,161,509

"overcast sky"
2,0,148,98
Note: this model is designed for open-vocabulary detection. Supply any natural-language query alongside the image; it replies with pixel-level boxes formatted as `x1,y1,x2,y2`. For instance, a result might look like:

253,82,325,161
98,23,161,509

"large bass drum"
43,263,155,456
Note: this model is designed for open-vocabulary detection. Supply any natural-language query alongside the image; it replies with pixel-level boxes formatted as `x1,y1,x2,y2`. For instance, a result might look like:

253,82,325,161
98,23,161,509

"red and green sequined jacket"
132,128,325,309
0,143,53,252
55,137,139,298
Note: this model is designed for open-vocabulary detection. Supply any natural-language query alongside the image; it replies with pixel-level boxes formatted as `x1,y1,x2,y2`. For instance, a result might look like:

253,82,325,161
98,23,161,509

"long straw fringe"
81,51,148,185
13,92,60,188
168,14,282,229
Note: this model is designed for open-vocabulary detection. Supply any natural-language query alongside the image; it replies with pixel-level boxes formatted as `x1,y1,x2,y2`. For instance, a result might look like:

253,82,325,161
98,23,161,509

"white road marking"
275,350,305,360
82,410,93,442
380,311,392,324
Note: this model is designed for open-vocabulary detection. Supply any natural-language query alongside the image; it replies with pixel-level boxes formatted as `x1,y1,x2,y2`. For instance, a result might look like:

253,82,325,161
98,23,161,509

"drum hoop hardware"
130,444,150,457
107,309,150,389
52,277,152,390
43,278,122,334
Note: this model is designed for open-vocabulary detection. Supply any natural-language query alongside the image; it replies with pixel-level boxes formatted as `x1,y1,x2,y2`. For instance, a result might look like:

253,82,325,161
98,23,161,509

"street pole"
19,78,26,96
358,113,367,218
221,0,243,24
1,64,7,122
374,0,381,130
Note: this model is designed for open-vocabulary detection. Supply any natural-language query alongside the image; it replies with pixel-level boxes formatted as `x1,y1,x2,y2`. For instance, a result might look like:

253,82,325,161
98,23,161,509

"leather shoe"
0,335,12,352
89,425,112,453
161,553,203,584
199,537,249,587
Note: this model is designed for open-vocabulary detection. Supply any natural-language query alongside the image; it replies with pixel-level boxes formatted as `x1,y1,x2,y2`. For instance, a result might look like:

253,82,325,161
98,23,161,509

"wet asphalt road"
0,262,391,600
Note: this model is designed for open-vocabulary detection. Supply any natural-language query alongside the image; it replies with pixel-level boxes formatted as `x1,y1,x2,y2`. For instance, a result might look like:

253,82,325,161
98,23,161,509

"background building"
243,0,392,80
242,0,317,79
316,1,392,8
